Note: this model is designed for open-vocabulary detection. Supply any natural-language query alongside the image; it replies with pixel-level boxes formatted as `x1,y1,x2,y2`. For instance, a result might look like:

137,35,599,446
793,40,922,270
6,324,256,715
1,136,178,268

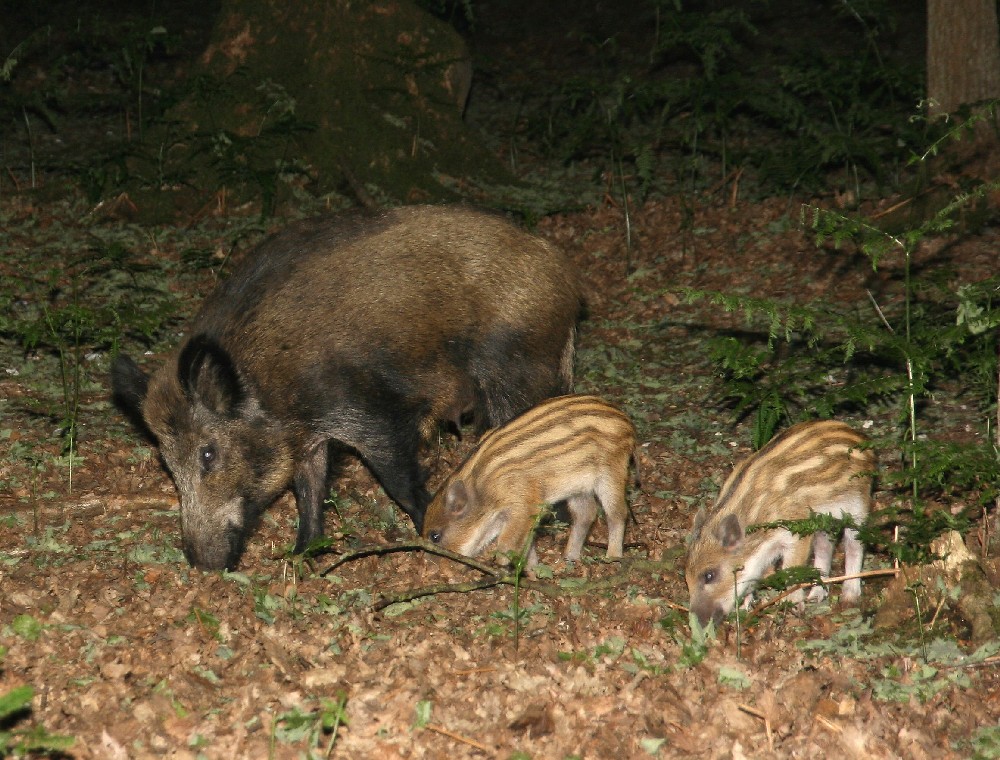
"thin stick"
928,590,948,630
738,703,773,751
821,567,900,584
750,568,900,617
815,713,842,734
373,576,504,611
424,723,491,752
323,542,674,609
320,540,502,577
938,654,1000,671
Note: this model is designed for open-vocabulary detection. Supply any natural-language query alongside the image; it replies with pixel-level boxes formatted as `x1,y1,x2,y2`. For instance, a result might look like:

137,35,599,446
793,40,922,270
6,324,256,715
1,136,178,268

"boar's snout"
182,523,244,571
691,595,726,629
181,508,245,570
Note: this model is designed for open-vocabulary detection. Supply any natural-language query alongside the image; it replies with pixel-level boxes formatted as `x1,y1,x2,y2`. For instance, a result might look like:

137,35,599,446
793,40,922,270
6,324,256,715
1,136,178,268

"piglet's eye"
429,530,442,544
702,569,717,585
200,444,217,474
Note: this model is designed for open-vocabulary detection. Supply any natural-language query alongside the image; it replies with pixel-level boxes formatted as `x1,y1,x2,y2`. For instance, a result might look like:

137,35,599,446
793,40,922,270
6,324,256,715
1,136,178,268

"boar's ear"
178,335,245,416
444,480,470,517
110,354,153,437
716,513,744,551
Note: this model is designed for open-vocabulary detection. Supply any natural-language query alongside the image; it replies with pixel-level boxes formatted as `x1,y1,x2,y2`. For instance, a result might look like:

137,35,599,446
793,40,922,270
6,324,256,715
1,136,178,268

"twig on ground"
750,567,900,617
814,713,842,734
319,540,502,577
424,723,491,752
373,576,504,611
938,655,1000,671
321,541,680,610
738,703,773,751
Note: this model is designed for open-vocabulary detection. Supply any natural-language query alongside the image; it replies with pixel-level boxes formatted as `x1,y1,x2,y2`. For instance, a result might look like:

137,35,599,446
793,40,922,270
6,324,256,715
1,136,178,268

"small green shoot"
677,613,715,668
10,614,43,642
718,664,751,690
413,700,432,729
268,694,348,759
0,649,75,756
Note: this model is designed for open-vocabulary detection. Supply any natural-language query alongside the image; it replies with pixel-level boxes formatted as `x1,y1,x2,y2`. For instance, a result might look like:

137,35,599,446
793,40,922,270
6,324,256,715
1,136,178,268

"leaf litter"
1,194,999,759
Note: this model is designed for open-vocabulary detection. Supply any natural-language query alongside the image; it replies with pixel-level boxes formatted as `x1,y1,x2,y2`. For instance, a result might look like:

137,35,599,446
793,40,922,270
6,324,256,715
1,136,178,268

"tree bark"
927,0,1000,115
139,0,508,212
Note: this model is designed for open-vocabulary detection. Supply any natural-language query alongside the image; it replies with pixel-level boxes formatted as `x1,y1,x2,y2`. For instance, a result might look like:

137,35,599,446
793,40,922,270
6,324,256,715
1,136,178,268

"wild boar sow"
685,420,873,626
111,205,583,571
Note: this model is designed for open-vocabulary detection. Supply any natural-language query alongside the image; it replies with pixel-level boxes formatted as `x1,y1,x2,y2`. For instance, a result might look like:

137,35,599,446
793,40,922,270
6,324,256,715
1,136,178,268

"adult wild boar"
112,205,583,571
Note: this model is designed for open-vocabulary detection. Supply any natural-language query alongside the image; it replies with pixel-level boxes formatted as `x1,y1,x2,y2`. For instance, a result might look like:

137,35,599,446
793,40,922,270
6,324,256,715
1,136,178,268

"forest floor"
3,184,1000,760
3,1,1000,759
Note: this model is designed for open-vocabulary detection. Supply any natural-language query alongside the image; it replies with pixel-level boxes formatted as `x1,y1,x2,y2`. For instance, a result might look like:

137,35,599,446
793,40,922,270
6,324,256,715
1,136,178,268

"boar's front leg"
356,431,430,535
292,443,329,555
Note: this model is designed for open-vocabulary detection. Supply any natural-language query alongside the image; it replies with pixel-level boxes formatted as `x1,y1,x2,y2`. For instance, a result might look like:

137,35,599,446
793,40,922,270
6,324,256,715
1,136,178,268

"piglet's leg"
564,495,598,561
784,535,816,607
595,476,628,559
840,527,864,602
807,531,833,603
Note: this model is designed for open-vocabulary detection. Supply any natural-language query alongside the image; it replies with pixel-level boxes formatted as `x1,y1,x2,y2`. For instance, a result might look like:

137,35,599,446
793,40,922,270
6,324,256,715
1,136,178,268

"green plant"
3,236,177,493
0,648,75,756
971,722,1000,759
658,612,715,668
512,1,924,204
110,24,173,142
269,694,348,759
128,71,315,216
683,107,1000,562
412,699,433,729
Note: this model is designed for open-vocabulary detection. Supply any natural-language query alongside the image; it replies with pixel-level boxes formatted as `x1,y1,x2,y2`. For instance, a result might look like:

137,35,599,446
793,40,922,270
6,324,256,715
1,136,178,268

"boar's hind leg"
292,444,329,555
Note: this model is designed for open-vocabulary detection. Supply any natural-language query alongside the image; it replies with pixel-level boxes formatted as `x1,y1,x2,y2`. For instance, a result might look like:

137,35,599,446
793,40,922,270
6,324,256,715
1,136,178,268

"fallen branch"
319,540,502,577
738,703,773,751
321,541,679,609
424,723,491,752
938,654,1000,671
373,576,505,611
750,567,901,617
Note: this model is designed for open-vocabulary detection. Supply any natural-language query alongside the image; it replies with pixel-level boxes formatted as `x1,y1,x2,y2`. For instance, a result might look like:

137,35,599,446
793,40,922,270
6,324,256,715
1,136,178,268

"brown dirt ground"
2,191,1000,759
3,1,1000,756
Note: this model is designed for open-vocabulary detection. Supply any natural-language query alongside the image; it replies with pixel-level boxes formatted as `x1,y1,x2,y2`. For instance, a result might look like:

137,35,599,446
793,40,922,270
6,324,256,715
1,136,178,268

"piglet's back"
693,420,873,541
462,394,636,487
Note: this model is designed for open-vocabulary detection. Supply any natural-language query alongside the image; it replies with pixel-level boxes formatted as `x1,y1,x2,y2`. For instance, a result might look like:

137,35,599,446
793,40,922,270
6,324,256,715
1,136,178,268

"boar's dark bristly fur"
111,205,583,571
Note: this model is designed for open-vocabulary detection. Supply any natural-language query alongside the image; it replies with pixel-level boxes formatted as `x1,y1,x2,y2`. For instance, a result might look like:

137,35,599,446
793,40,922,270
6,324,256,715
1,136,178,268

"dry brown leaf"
509,701,555,737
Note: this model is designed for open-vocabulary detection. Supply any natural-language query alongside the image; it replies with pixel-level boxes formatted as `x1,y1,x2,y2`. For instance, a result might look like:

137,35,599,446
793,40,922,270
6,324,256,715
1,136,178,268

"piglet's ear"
178,335,244,417
445,480,470,517
716,513,744,551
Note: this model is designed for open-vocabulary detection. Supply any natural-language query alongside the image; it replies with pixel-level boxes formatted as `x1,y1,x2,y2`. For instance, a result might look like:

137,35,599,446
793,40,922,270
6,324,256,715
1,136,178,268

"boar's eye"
199,444,217,474
701,568,717,586
428,530,442,544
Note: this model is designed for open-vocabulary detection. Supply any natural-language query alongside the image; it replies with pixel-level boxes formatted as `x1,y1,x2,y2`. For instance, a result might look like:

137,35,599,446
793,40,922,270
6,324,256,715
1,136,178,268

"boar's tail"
558,325,577,392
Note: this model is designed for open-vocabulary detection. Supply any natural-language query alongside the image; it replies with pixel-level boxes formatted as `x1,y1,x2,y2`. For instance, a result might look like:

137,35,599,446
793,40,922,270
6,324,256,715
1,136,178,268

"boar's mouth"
182,525,245,571
459,511,509,558
690,596,727,628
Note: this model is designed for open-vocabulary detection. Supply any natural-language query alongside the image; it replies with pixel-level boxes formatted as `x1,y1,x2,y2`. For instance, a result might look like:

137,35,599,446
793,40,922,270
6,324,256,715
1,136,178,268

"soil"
2,2,1000,759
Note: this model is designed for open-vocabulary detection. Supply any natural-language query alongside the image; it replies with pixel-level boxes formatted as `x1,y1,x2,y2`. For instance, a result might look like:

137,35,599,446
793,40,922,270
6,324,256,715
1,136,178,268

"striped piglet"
423,395,638,568
685,420,874,626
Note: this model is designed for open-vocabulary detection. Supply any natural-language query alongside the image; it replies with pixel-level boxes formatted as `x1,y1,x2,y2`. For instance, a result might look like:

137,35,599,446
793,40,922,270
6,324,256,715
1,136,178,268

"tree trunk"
926,0,1000,115
135,0,508,214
